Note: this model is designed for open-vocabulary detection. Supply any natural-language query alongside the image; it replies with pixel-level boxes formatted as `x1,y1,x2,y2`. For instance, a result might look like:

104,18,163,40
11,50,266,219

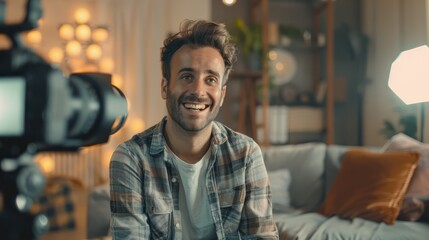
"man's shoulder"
120,122,163,152
213,121,258,148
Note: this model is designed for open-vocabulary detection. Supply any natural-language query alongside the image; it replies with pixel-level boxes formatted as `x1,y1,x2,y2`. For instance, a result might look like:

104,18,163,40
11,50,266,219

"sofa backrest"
324,145,382,198
263,142,326,212
324,145,351,198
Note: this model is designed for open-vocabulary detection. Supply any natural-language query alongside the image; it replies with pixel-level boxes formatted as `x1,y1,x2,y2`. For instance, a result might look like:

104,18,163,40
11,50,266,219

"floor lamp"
389,45,429,142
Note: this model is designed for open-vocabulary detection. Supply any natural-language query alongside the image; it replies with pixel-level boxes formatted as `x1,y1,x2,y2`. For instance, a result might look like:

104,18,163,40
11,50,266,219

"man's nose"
189,78,205,95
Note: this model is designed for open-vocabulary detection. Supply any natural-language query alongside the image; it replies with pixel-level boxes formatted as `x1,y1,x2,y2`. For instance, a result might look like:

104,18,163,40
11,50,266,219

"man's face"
161,45,226,132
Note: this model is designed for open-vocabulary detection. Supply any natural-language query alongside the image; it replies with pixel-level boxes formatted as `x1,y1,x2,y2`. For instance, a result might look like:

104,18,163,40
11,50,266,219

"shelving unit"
246,0,335,146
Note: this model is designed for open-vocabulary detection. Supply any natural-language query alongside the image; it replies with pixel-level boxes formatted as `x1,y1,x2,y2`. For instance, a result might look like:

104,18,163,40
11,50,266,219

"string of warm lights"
48,8,111,72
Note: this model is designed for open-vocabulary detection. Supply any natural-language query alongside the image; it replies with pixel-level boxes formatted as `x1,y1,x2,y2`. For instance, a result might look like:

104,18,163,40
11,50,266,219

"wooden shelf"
249,0,335,146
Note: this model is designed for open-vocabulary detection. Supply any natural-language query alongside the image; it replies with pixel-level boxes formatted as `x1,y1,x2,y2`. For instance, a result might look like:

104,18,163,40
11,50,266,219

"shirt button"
171,177,177,183
175,223,180,229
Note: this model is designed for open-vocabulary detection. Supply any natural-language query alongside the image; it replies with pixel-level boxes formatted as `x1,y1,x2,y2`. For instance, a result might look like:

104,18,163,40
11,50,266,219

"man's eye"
181,75,193,81
207,77,218,84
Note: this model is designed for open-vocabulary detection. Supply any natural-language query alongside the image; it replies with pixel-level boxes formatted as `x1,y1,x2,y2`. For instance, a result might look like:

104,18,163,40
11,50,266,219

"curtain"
98,0,167,140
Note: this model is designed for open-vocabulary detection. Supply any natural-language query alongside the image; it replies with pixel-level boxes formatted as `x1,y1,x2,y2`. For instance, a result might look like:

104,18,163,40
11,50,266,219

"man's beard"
165,88,221,132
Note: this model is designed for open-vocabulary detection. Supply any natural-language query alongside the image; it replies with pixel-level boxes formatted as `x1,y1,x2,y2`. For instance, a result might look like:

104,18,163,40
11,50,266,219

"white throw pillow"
268,169,292,213
382,133,429,197
263,143,326,212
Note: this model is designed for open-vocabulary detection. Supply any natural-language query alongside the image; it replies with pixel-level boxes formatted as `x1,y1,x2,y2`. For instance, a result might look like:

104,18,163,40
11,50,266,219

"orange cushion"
319,149,420,224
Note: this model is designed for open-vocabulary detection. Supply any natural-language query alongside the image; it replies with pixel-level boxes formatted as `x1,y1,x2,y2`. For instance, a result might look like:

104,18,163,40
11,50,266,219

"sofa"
263,135,429,240
38,133,429,239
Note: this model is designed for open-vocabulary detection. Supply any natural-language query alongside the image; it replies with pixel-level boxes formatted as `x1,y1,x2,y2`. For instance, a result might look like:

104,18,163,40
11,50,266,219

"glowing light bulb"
92,27,109,42
99,57,114,72
74,8,90,24
75,24,91,42
268,50,278,61
65,40,82,56
36,155,55,174
85,43,102,60
59,23,74,40
48,47,64,63
26,30,42,45
222,0,237,6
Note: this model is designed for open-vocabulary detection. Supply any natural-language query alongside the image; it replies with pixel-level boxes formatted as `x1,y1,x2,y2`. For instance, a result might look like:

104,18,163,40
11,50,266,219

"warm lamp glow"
269,50,278,60
102,147,114,169
36,155,55,174
99,57,114,72
223,0,237,6
55,8,110,72
65,40,82,56
85,43,102,60
92,27,109,42
26,30,42,45
48,47,64,63
275,62,285,71
59,23,74,40
112,74,123,88
77,64,98,72
74,8,90,24
38,19,44,27
75,24,92,42
129,118,145,133
389,45,429,104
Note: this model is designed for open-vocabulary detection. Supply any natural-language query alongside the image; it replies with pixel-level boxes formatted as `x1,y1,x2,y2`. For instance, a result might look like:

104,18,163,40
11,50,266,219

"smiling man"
109,20,278,240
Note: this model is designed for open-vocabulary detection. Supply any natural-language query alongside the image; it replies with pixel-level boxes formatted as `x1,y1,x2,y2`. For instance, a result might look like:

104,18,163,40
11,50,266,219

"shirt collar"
149,116,228,156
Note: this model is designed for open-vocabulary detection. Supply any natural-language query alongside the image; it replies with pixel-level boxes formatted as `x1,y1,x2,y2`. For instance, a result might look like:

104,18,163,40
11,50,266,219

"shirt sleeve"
109,143,150,239
240,143,279,239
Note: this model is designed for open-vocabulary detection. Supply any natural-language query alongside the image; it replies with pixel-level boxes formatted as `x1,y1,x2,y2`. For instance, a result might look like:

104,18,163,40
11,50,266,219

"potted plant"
230,18,262,70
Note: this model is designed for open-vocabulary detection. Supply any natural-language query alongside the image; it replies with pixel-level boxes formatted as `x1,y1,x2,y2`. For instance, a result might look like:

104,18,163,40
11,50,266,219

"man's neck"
164,119,212,164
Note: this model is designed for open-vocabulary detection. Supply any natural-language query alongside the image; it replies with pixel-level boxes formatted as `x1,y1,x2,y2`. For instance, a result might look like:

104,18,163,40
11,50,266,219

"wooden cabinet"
247,0,335,146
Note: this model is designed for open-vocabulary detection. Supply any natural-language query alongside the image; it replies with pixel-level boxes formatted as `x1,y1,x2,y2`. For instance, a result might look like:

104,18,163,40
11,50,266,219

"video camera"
0,0,128,239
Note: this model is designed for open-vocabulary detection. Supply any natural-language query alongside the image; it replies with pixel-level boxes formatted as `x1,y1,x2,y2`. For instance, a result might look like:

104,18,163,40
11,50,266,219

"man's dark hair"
161,19,237,85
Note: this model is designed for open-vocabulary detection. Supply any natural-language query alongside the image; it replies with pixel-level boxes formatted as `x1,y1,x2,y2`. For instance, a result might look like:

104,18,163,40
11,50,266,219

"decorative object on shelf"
279,83,299,104
277,25,302,47
230,18,262,70
268,48,297,85
48,7,113,74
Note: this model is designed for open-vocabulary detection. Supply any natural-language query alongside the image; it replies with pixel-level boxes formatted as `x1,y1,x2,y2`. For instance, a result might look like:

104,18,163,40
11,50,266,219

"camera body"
0,0,128,239
0,0,127,158
0,46,128,158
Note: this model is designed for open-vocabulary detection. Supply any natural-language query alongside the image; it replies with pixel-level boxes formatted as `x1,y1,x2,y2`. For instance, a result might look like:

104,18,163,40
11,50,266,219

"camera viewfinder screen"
0,77,26,136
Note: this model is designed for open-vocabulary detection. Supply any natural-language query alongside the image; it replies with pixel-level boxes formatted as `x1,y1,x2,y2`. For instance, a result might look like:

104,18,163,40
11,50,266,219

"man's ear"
220,85,227,107
161,77,168,99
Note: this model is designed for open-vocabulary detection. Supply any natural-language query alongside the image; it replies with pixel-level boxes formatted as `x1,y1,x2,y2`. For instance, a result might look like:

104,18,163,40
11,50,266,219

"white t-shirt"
166,145,216,240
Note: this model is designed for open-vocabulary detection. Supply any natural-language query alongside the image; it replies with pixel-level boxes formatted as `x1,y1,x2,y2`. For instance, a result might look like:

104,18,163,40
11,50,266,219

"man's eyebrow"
207,69,221,78
178,68,221,78
178,67,194,74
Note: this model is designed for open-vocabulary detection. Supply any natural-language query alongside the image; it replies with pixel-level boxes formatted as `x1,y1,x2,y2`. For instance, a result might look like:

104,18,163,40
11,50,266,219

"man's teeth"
184,103,207,110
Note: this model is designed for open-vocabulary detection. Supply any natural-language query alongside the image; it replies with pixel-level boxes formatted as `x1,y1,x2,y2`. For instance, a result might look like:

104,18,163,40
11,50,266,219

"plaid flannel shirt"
110,117,278,239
